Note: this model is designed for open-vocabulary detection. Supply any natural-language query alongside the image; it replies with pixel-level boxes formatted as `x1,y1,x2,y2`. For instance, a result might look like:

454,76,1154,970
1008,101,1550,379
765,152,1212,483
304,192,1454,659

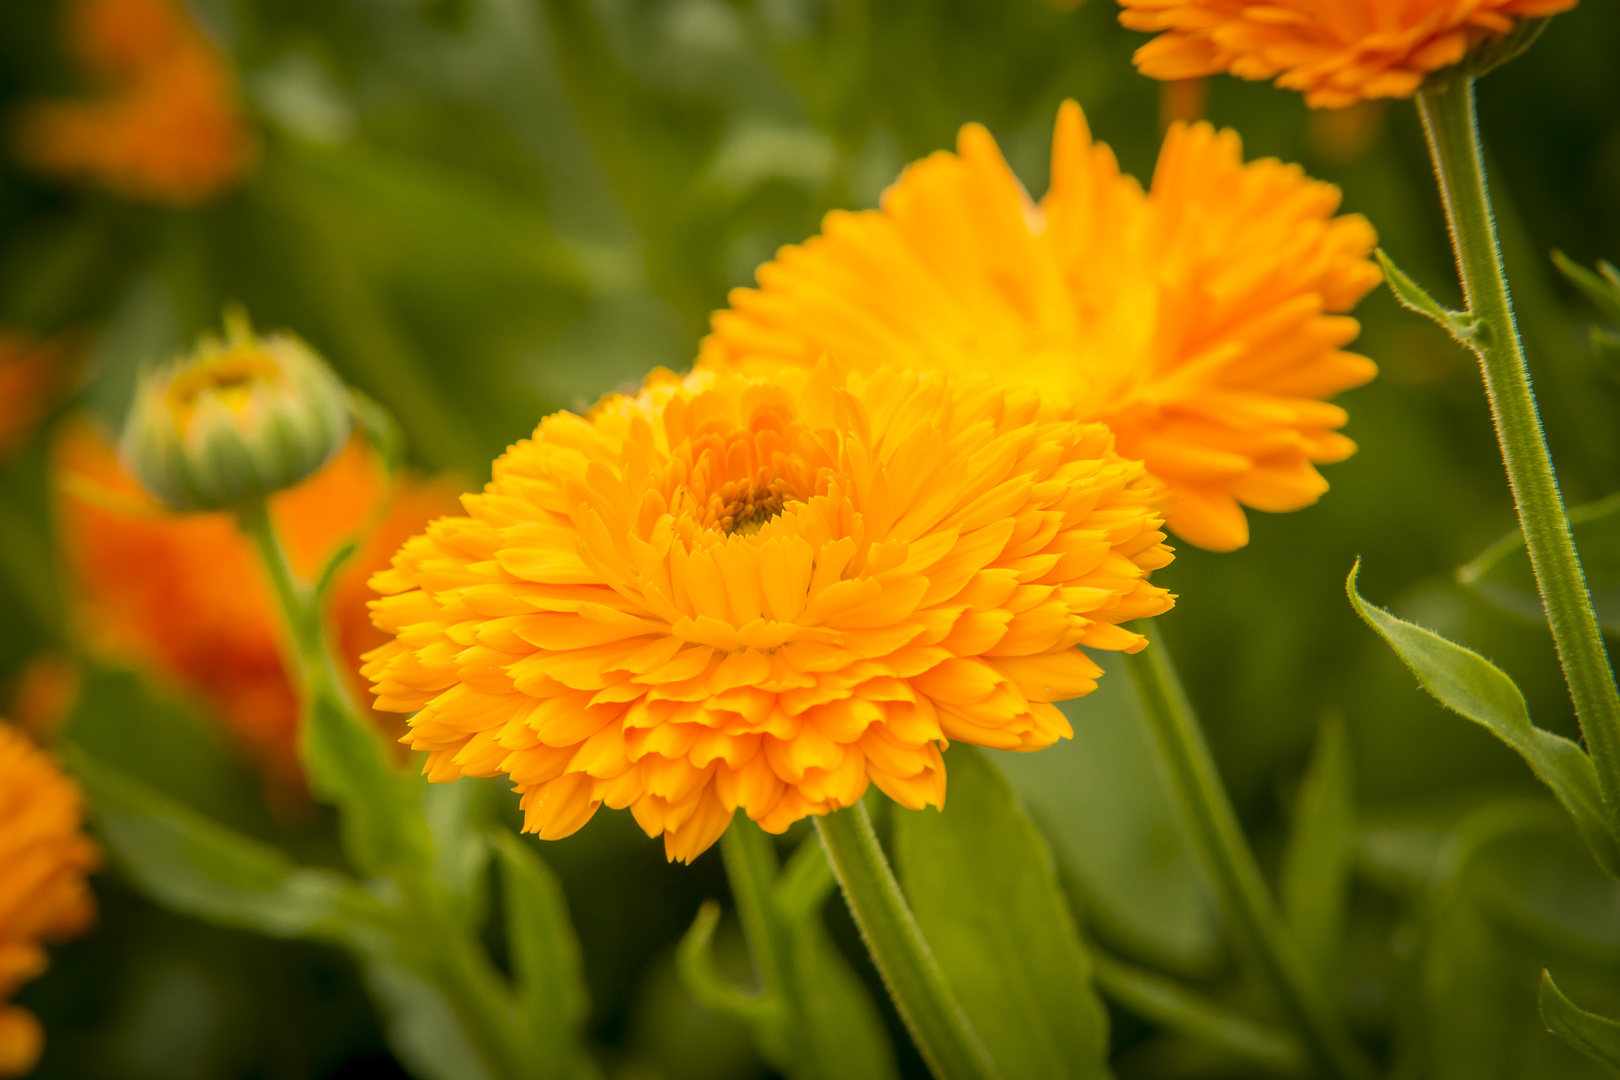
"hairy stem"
1416,76,1620,826
1124,632,1372,1080
816,804,1000,1080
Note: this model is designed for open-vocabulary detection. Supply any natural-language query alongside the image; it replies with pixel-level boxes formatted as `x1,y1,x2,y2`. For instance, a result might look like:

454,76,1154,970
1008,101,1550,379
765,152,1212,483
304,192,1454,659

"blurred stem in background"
1414,77,1620,830
1124,624,1374,1080
815,805,1001,1080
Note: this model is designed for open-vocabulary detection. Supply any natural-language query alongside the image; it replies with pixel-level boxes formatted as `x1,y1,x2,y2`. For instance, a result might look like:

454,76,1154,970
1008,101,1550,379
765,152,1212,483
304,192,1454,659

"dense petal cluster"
365,365,1175,861
1116,0,1576,108
700,102,1380,551
0,723,98,1080
55,423,461,798
11,0,255,204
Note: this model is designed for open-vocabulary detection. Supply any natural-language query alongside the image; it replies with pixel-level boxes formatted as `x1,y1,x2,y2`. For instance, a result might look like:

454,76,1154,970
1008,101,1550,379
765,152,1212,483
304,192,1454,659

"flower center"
705,477,791,536
167,349,280,421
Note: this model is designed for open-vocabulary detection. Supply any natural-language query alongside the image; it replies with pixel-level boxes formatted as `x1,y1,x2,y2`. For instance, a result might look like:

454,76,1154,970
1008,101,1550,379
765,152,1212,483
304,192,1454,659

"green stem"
237,500,543,1080
722,818,789,999
1123,633,1373,1080
815,804,1000,1080
1416,77,1620,828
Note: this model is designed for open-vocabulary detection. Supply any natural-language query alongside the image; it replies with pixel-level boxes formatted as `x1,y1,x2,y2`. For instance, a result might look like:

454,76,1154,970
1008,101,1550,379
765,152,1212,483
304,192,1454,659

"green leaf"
490,829,594,1078
361,959,497,1080
992,648,1221,974
687,825,897,1080
1376,248,1483,346
1346,560,1620,877
67,742,391,945
1089,948,1305,1076
1280,716,1355,984
896,745,1113,1080
1458,491,1620,634
1541,971,1620,1075
1552,251,1620,325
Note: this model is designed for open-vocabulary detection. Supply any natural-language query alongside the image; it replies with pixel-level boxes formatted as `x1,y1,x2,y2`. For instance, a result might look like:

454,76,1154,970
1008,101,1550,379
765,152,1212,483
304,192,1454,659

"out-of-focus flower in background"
0,723,97,1080
0,333,74,460
1116,0,1577,108
54,422,461,799
364,364,1175,862
700,101,1381,552
10,0,256,204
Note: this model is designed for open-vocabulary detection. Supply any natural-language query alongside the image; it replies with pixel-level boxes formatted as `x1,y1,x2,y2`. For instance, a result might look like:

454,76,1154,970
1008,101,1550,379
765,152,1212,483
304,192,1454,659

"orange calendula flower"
364,364,1175,863
699,102,1381,551
0,723,98,1080
55,421,462,797
1116,0,1575,108
11,0,255,204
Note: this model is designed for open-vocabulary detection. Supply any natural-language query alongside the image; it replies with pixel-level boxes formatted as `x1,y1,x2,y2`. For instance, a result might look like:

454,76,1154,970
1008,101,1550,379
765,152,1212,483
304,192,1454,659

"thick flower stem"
1123,634,1372,1080
1416,77,1620,827
815,805,1000,1080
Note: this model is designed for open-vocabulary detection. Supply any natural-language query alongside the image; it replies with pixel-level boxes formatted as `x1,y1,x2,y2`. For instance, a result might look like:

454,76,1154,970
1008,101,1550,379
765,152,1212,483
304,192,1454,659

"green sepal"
1347,560,1620,877
1376,249,1484,347
1539,970,1620,1074
895,745,1114,1080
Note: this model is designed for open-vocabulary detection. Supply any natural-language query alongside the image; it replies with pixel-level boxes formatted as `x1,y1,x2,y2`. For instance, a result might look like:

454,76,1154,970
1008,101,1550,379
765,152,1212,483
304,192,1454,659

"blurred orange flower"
12,0,255,204
700,102,1380,551
54,421,461,793
0,334,70,459
1117,0,1576,108
0,722,98,1080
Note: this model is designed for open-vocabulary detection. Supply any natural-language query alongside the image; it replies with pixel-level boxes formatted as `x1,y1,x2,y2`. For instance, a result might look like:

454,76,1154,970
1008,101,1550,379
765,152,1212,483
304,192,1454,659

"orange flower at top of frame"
12,0,255,204
1116,0,1576,108
699,102,1381,552
54,421,462,794
0,722,98,1080
364,364,1175,862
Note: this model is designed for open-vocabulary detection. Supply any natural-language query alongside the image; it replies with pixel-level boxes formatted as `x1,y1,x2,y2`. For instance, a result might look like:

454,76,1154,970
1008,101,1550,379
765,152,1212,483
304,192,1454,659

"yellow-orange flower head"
1116,0,1576,108
699,102,1381,552
0,723,98,1079
364,364,1175,862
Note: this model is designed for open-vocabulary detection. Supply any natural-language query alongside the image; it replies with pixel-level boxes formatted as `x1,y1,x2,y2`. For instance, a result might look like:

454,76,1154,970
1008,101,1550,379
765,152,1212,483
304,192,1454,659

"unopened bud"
119,309,352,511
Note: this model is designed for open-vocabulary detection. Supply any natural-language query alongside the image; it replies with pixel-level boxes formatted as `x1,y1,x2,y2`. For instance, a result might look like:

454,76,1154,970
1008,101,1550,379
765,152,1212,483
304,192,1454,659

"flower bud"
119,310,352,511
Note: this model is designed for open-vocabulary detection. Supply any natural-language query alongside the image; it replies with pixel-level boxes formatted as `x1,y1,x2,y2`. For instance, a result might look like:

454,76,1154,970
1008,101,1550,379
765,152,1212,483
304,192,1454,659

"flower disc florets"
365,364,1175,862
120,312,352,511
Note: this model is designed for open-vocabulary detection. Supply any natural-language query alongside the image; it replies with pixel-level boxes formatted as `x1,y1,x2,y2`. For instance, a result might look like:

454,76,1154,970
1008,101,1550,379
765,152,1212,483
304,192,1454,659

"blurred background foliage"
1,0,1619,1077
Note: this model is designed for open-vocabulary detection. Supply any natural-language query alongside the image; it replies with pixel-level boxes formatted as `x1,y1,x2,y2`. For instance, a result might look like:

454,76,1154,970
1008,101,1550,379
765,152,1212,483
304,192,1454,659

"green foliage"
993,649,1221,976
1458,491,1620,634
1280,717,1356,986
678,823,898,1080
1348,560,1620,876
1542,971,1620,1074
895,746,1113,1080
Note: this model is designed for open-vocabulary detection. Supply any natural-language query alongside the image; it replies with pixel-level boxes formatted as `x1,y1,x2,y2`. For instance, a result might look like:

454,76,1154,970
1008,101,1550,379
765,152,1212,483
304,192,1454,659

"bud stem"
1415,77,1620,832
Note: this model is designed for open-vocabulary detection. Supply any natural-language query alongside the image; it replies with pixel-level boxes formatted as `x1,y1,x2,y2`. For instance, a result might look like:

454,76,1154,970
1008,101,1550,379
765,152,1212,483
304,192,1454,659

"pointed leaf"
1376,249,1482,345
67,743,391,944
490,828,593,1076
1347,561,1620,876
1540,971,1620,1074
896,745,1113,1080
361,958,496,1080
1280,717,1355,983
677,900,778,1026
